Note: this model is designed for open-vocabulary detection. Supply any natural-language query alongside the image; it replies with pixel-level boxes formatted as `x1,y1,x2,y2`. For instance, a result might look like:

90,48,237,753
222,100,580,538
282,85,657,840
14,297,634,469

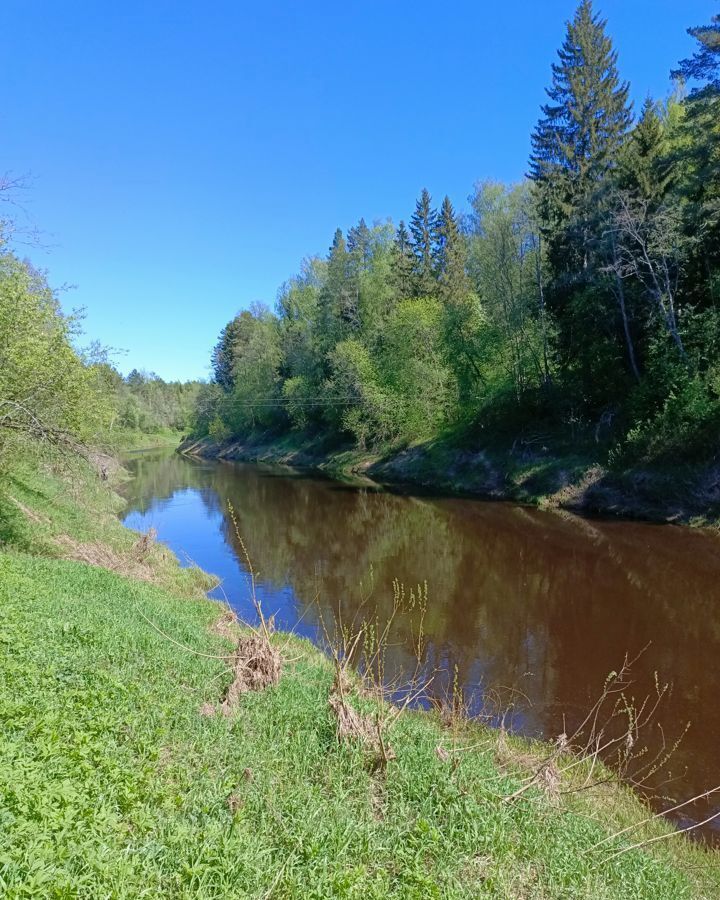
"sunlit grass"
0,460,719,897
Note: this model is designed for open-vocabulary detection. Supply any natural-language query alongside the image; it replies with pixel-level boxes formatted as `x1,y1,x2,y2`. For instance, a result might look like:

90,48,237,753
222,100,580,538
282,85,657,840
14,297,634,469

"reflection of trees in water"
122,452,219,514
125,454,720,829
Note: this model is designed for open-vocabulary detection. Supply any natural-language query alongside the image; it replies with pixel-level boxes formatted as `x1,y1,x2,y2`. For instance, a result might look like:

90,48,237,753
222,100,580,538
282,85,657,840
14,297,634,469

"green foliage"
191,1,720,468
409,188,440,296
0,245,202,458
223,304,284,434
467,182,551,401
530,0,632,277
111,369,201,435
381,297,459,439
327,340,394,446
0,253,111,453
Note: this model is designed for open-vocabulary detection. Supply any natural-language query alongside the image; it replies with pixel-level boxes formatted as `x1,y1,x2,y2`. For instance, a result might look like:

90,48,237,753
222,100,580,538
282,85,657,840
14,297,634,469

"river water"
122,449,720,840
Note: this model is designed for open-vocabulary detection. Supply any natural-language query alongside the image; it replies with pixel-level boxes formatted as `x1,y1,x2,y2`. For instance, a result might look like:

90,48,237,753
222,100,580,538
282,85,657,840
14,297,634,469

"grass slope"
0,457,719,897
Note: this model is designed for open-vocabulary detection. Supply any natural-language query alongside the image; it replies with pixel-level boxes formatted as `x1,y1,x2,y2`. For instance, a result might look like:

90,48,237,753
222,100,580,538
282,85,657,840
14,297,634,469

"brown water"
122,450,720,840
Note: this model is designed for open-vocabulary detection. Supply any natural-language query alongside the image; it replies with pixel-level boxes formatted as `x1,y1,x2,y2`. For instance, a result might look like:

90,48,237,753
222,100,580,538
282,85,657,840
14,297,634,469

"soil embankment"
180,434,720,526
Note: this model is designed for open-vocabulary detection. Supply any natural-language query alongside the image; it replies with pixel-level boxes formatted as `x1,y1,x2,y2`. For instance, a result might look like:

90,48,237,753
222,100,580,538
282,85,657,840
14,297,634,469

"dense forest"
194,3,720,467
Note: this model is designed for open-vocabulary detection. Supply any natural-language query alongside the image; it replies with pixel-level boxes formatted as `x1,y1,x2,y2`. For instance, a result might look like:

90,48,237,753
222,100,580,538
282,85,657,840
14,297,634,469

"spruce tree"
435,196,483,393
673,13,720,285
347,217,372,271
620,98,671,203
436,196,468,293
409,188,439,295
327,228,349,286
390,220,415,300
530,0,632,276
318,229,357,353
211,318,242,391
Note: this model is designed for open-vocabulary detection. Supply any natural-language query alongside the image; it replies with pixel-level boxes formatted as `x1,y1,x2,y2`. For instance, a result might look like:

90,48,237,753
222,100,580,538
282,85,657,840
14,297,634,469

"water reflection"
122,450,720,839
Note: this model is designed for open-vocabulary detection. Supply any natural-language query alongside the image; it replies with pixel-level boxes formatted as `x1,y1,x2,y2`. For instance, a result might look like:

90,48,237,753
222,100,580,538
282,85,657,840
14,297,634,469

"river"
121,449,720,840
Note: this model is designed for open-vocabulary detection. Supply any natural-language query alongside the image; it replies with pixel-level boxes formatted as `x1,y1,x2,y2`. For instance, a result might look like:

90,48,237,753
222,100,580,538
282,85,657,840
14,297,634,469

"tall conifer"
347,218,372,271
673,13,720,279
621,98,671,203
436,196,468,294
390,221,415,299
530,0,632,275
409,188,439,295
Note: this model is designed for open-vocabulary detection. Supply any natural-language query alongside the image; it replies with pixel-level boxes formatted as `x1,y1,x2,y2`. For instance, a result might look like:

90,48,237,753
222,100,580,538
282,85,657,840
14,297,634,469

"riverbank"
101,427,185,453
2,453,720,896
180,432,720,527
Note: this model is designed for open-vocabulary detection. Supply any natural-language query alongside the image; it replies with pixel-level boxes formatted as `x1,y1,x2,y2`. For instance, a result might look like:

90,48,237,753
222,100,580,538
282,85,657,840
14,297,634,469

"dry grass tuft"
538,760,561,801
328,692,379,748
328,667,395,770
227,792,244,814
54,534,154,581
210,609,241,644
220,634,282,715
132,527,157,560
435,745,451,763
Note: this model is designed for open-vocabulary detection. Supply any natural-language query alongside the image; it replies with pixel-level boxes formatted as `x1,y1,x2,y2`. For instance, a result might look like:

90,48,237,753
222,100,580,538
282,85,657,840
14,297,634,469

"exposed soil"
181,435,720,527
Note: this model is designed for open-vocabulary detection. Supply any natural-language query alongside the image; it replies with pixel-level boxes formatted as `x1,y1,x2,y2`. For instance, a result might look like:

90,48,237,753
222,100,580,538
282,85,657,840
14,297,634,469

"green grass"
0,454,212,597
1,456,719,897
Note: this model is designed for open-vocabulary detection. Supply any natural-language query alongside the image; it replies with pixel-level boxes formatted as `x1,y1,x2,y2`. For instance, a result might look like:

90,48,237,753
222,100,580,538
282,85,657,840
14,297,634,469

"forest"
2,2,718,475
4,5,720,895
0,248,202,457
193,3,720,469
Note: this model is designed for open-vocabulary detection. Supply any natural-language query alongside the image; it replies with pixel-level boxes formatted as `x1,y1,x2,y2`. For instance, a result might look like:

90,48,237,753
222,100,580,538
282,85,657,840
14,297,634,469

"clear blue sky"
4,0,715,381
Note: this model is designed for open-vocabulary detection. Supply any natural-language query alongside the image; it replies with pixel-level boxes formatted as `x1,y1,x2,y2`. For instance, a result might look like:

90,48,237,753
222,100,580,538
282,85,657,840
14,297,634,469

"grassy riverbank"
102,427,186,453
1,454,720,897
181,431,720,527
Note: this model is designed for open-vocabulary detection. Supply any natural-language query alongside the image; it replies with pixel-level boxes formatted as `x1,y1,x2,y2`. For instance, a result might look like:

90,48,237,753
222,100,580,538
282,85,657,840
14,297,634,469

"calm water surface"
122,450,720,839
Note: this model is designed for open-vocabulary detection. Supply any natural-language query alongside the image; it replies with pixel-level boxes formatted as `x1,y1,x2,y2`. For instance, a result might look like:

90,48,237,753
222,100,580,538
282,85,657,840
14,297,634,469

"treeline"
195,3,720,464
95,366,202,436
0,248,201,460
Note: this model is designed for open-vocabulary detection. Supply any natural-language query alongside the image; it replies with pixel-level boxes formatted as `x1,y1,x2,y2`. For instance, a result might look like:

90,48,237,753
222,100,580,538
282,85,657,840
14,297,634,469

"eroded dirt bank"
179,434,720,527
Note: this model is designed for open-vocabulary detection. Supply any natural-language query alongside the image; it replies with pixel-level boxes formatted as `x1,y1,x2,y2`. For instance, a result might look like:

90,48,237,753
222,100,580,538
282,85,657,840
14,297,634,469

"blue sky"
4,0,715,381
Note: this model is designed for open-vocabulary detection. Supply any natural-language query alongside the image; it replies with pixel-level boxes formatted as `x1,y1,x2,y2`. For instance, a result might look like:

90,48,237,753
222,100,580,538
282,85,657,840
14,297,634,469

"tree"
0,252,110,454
608,194,688,359
390,220,415,300
224,304,284,433
380,297,458,438
409,188,439,295
347,218,372,271
672,13,720,299
620,97,672,203
468,183,549,400
673,14,720,97
319,228,359,349
436,196,467,291
436,195,485,400
530,0,632,277
212,317,243,391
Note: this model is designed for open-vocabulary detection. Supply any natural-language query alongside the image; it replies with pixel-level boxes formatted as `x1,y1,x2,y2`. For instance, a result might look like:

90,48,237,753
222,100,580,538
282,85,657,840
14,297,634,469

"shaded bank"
180,432,720,526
